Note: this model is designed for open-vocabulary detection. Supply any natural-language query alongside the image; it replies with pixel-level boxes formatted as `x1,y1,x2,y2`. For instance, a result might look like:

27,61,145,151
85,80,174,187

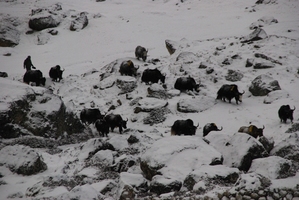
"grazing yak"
171,119,199,136
80,108,103,125
174,76,200,92
135,46,148,62
95,119,110,137
278,105,295,123
217,84,245,104
49,65,64,82
105,114,128,134
23,70,46,86
141,68,165,84
238,125,265,138
119,60,139,76
203,123,223,137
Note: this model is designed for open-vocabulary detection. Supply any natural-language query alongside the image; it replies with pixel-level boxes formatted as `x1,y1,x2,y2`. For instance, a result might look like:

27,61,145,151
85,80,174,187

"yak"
171,119,199,136
119,60,139,76
203,123,223,137
217,84,245,104
80,108,103,125
174,76,200,92
105,114,128,134
278,105,295,123
135,46,148,62
141,68,165,84
95,119,110,137
238,125,265,138
49,65,64,82
23,70,46,86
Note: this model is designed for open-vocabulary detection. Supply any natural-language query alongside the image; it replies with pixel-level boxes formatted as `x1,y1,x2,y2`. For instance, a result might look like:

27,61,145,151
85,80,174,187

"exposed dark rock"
150,176,182,195
127,135,139,144
206,67,214,74
258,136,274,153
222,58,233,65
254,53,282,65
256,0,277,4
29,15,61,31
225,69,244,82
241,28,267,43
0,72,8,78
143,107,171,125
119,185,135,200
249,74,281,96
70,12,88,31
165,39,178,55
246,58,254,67
253,62,275,69
0,23,20,47
199,61,209,69
285,123,299,133
250,16,278,30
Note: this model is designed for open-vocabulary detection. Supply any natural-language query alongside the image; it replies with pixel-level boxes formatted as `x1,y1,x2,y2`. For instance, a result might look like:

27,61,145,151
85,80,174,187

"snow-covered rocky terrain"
1,0,299,199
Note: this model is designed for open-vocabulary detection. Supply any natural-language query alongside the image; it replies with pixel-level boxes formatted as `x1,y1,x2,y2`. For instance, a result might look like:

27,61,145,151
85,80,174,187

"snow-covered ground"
1,0,299,199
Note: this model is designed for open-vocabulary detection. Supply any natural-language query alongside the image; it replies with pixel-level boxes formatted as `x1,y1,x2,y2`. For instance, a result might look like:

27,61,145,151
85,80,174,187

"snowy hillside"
1,0,299,199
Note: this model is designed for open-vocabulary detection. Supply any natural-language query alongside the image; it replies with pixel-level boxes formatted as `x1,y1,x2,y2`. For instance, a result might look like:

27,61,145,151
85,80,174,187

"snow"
1,0,299,199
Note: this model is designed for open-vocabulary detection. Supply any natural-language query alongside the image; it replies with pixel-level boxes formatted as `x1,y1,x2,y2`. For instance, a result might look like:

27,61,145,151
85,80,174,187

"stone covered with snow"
135,97,168,112
206,132,268,171
70,12,89,31
176,52,198,64
177,96,216,113
150,175,182,195
248,156,296,179
225,69,244,82
140,136,223,181
119,172,148,192
249,74,281,96
249,16,278,30
263,90,289,104
29,15,61,31
116,76,137,94
147,83,168,99
241,28,268,43
0,145,47,175
0,20,20,47
234,172,271,191
91,150,114,167
165,39,178,55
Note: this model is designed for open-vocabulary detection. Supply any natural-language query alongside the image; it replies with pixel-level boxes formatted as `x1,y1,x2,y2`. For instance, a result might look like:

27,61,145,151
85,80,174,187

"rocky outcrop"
177,96,216,113
0,22,20,47
116,76,137,94
225,69,244,82
70,12,89,31
0,145,47,175
147,84,168,99
249,74,281,96
241,28,268,43
165,39,178,55
29,15,61,31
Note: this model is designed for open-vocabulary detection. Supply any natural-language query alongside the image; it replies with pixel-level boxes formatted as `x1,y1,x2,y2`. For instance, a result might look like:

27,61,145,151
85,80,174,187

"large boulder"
234,172,272,191
150,176,182,195
29,15,61,31
0,145,47,175
116,76,137,94
248,156,296,179
147,84,168,100
249,74,281,96
135,98,168,112
0,78,84,139
0,19,20,47
140,136,223,181
241,28,268,43
205,132,268,171
177,96,216,113
70,12,89,31
263,90,289,104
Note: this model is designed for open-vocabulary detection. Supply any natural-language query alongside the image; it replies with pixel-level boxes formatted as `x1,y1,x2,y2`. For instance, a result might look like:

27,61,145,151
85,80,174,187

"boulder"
285,123,299,133
206,132,268,171
143,107,171,125
0,72,8,78
263,90,289,104
225,69,244,82
135,98,168,112
0,145,47,175
165,39,178,55
147,83,168,99
249,74,281,96
177,96,216,113
253,62,275,69
0,23,20,47
176,52,197,64
270,133,299,162
98,75,115,90
234,172,271,191
258,136,274,153
150,175,182,195
91,150,114,167
248,156,296,179
70,12,88,31
241,28,267,43
246,58,254,67
57,184,103,200
29,15,61,31
140,136,223,181
183,165,240,191
116,76,137,94
249,16,278,30
37,31,50,45
119,172,148,192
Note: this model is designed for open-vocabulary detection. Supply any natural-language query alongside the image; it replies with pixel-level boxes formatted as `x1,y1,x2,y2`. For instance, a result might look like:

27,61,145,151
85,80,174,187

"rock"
118,185,135,200
119,172,148,192
206,132,268,171
248,156,296,179
98,75,115,90
127,135,139,144
150,176,182,195
140,136,223,181
29,15,61,31
258,136,274,153
37,31,50,45
116,76,137,94
48,29,58,35
241,28,268,43
216,46,226,51
176,52,198,64
249,74,281,96
246,58,254,67
143,107,171,125
184,165,240,191
256,0,277,4
234,172,271,191
57,184,104,200
206,67,214,74
254,62,275,69
136,98,168,112
0,79,84,139
249,16,278,30
165,39,178,55
263,90,289,104
147,83,168,99
0,23,20,47
225,69,244,82
199,61,209,69
0,72,8,78
167,89,181,97
270,133,299,162
91,150,114,167
222,58,233,65
285,123,299,133
70,12,89,31
111,154,136,173
254,53,282,65
0,145,47,175
177,96,216,113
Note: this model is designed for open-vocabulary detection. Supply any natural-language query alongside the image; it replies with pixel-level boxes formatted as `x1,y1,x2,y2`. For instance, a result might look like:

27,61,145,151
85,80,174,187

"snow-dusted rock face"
150,175,182,195
234,172,271,191
165,39,178,55
0,79,84,138
176,52,198,64
0,145,47,175
249,74,281,96
248,156,296,179
29,15,61,31
263,90,289,104
225,69,244,82
140,136,223,181
147,83,168,99
241,28,268,43
177,96,216,113
249,16,278,30
70,12,89,31
206,132,268,171
0,22,20,47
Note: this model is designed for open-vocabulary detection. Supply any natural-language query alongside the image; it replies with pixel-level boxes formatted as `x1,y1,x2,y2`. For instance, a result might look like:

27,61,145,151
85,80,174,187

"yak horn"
240,90,245,94
292,106,296,111
218,126,223,131
126,118,128,122
136,66,140,69
62,68,65,71
196,123,199,128
262,125,265,130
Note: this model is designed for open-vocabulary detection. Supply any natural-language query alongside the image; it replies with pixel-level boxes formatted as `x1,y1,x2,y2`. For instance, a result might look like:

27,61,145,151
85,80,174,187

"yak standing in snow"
23,70,46,86
278,105,295,123
216,84,245,104
135,46,148,62
119,60,139,76
203,123,223,137
171,119,199,136
141,68,165,84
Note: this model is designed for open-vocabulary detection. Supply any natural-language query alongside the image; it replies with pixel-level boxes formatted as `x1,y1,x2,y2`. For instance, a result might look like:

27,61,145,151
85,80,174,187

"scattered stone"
225,69,244,82
48,29,58,35
254,62,275,69
241,28,267,43
199,61,209,69
256,0,277,4
206,67,214,74
216,46,226,51
176,52,197,64
246,58,254,67
70,12,89,31
177,96,216,113
0,72,8,78
127,135,139,144
254,53,282,65
250,16,278,30
285,123,299,133
249,74,281,96
222,58,233,65
165,39,178,55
